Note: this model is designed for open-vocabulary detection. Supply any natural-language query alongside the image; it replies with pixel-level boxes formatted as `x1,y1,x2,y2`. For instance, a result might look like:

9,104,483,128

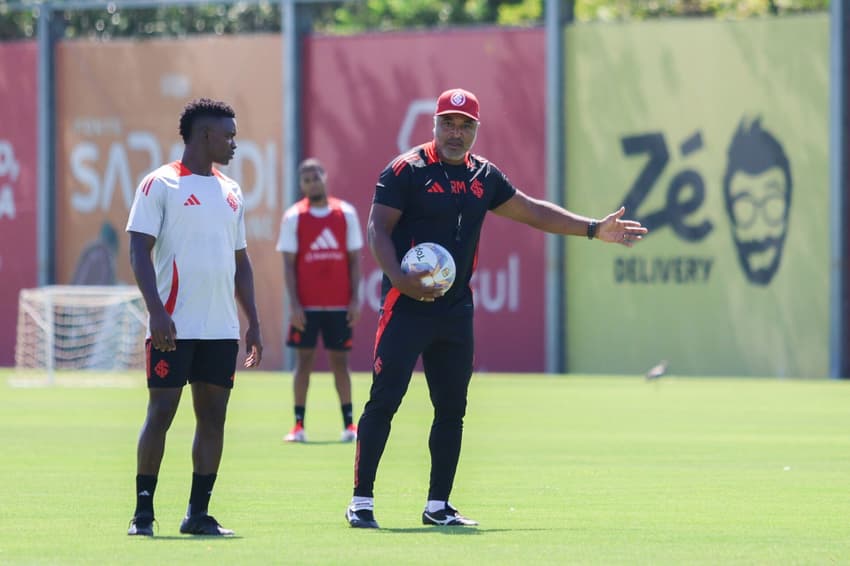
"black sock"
134,474,157,517
187,473,217,517
342,403,353,428
295,405,305,427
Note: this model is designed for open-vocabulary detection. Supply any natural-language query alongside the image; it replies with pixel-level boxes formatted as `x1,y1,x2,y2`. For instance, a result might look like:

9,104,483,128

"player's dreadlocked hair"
178,98,236,143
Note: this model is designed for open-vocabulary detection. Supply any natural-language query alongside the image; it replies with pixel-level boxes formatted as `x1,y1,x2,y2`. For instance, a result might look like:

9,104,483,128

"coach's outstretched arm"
492,190,648,247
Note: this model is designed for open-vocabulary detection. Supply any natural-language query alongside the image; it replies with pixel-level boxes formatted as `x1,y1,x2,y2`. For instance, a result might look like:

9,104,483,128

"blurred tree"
574,0,828,21
0,0,830,40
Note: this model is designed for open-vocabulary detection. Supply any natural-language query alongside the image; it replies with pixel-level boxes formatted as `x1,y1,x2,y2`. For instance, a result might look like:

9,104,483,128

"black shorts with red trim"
287,310,353,351
146,339,238,389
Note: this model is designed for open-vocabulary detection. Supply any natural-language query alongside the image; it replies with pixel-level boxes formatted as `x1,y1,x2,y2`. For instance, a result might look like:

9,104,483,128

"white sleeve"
342,201,364,251
236,198,247,250
125,174,164,237
275,206,299,253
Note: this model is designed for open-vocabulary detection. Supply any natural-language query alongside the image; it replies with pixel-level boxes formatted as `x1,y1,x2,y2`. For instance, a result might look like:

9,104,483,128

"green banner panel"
565,16,829,377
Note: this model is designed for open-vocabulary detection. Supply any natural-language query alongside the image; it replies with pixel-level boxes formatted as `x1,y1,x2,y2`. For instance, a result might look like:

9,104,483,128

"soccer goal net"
15,285,148,378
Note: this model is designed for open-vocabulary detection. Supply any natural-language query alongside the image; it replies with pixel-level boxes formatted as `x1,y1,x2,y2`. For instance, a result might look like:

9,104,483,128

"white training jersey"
126,161,247,340
275,199,363,253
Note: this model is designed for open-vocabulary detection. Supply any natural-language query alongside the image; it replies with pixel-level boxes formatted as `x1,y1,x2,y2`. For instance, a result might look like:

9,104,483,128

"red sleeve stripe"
391,145,426,176
391,159,406,176
424,140,439,165
141,174,156,196
391,154,414,176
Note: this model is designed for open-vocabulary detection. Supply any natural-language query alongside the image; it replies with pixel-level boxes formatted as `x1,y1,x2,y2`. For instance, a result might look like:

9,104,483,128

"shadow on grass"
133,535,245,541
281,440,354,446
380,527,553,535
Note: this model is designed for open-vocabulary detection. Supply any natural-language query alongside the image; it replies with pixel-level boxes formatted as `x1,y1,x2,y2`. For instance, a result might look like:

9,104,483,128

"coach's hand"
596,207,648,247
395,270,442,303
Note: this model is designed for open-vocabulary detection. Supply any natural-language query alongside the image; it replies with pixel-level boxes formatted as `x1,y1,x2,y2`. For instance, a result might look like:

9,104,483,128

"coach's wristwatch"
586,220,598,240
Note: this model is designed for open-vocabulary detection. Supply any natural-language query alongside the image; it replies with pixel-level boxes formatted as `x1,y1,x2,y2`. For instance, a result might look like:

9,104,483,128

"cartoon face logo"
722,118,792,286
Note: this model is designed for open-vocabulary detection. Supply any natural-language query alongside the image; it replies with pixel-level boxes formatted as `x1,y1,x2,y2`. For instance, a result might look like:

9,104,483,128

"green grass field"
1,370,849,565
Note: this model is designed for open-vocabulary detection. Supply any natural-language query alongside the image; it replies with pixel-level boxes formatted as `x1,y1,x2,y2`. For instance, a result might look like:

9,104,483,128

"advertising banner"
565,17,830,377
0,41,39,366
304,27,546,372
55,35,286,369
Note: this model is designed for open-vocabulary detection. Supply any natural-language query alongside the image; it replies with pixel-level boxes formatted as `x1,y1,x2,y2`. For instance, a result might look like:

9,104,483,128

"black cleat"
179,514,235,536
422,504,479,526
127,513,155,536
346,505,380,529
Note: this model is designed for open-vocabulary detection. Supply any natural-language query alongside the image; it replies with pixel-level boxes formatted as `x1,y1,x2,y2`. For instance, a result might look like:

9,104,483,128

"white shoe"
284,424,306,442
340,424,357,443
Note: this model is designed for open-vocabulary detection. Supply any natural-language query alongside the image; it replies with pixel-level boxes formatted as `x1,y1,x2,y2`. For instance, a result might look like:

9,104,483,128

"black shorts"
146,339,239,389
287,310,352,351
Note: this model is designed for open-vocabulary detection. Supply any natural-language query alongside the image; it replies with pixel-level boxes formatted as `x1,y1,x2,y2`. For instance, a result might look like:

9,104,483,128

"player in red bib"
276,158,364,443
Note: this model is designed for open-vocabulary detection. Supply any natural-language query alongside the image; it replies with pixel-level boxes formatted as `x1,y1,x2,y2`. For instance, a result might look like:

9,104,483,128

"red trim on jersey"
423,140,470,166
424,141,439,165
169,161,193,177
141,174,156,196
391,148,418,176
164,259,179,315
373,288,401,358
391,159,405,176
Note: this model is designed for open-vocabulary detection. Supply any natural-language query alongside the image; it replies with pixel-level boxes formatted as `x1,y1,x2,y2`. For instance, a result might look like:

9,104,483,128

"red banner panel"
304,27,546,371
0,41,39,366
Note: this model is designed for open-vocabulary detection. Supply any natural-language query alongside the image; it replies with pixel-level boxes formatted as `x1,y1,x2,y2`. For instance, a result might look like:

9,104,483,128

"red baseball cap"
435,88,480,121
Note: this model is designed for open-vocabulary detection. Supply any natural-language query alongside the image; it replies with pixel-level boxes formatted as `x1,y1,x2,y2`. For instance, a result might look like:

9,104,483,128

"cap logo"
450,91,466,107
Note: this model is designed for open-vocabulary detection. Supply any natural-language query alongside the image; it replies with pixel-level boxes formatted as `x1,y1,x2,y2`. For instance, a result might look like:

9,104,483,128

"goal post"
15,285,148,383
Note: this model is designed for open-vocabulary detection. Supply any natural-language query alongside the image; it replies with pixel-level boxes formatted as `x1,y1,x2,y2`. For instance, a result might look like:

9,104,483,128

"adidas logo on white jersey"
310,228,340,250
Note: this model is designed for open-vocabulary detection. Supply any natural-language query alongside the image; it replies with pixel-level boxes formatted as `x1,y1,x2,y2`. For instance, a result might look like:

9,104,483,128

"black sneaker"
422,504,479,526
179,514,235,536
346,505,380,529
127,513,155,536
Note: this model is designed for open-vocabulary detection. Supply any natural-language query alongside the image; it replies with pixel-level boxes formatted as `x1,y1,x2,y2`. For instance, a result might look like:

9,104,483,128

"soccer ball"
400,242,457,293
